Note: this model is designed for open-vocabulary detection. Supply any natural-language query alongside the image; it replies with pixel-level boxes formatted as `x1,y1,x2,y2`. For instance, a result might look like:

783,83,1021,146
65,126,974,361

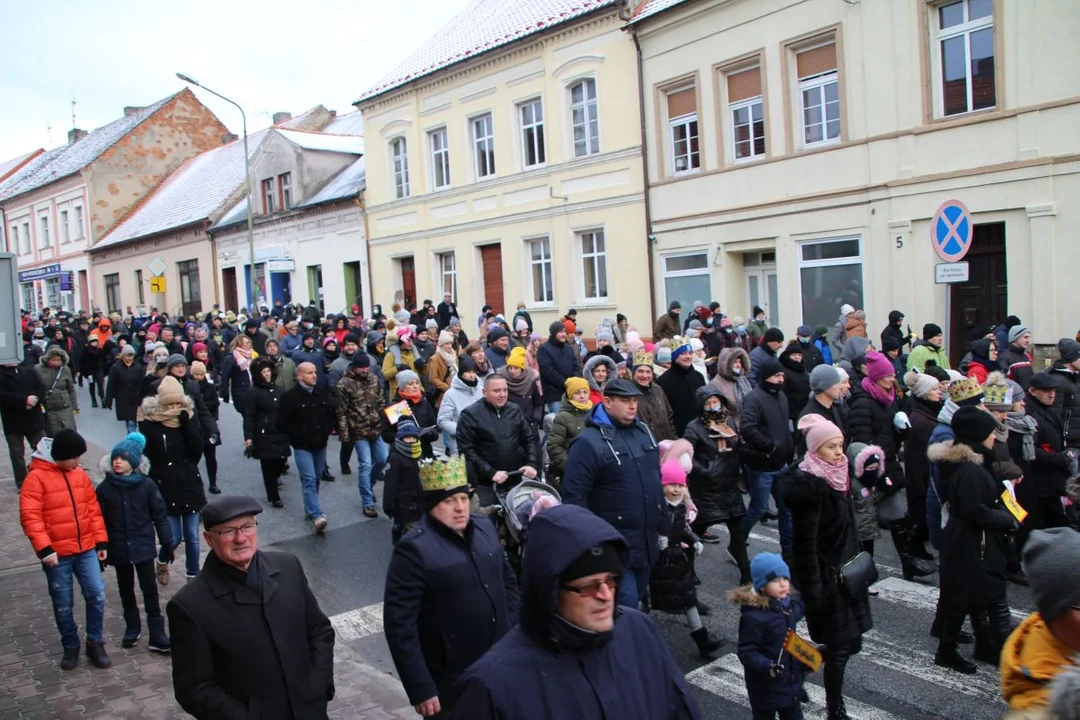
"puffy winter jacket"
243,380,291,460
20,443,108,559
536,337,578,401
277,382,336,452
35,348,78,436
436,375,483,438
730,585,808,712
683,389,745,525
456,399,539,488
547,393,590,474
848,387,905,485
95,466,173,566
906,341,951,372
739,385,793,471
0,364,47,436
106,358,145,423
657,363,706,436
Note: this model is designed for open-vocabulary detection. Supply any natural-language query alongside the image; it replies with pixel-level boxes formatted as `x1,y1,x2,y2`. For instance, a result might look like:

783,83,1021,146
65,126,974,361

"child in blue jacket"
729,552,809,720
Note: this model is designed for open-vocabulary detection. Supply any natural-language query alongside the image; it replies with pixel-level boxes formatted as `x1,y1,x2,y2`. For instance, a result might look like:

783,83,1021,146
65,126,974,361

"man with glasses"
454,504,701,719
167,495,335,719
384,458,519,718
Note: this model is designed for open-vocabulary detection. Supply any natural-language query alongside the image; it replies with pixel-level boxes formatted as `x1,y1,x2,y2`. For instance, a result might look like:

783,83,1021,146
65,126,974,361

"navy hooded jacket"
562,404,668,569
452,505,701,720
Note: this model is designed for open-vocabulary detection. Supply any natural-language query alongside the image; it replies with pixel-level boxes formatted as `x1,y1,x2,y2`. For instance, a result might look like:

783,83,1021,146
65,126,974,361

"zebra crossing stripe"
329,602,384,642
872,577,1029,622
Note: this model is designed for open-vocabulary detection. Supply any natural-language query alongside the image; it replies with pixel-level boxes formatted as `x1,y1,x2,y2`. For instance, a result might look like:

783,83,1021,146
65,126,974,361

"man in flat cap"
167,495,335,719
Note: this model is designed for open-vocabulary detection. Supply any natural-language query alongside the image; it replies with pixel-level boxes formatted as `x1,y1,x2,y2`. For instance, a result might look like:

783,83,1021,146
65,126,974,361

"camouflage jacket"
335,372,383,442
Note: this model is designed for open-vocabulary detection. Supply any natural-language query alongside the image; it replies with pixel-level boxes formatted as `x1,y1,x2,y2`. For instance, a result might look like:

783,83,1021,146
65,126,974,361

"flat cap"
202,495,263,529
1030,371,1064,390
602,378,643,398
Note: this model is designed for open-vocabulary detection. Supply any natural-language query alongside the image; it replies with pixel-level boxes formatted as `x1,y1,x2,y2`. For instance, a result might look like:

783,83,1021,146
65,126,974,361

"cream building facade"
631,0,1080,362
355,0,652,337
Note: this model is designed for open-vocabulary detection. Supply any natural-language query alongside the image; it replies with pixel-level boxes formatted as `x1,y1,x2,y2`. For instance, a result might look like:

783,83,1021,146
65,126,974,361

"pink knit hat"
797,413,844,454
864,350,895,383
660,459,687,486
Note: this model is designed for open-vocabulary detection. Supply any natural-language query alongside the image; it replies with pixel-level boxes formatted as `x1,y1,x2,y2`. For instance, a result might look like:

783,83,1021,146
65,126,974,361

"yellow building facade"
356,5,652,338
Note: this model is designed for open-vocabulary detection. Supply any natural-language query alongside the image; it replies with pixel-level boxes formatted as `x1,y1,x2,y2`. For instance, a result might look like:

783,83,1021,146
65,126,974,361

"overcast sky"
0,0,474,160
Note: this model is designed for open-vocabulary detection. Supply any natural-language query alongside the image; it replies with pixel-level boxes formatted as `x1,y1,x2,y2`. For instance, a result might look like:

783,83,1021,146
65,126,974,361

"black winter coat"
683,390,745,525
139,404,206,515
243,383,291,460
536,337,578,400
731,585,808,711
277,385,336,451
1026,397,1072,498
219,353,252,412
95,473,173,565
167,550,335,720
150,375,219,442
106,360,144,422
455,400,539,488
562,405,668,569
382,450,422,526
906,398,942,499
848,389,906,486
796,339,824,371
783,468,873,645
1050,363,1080,449
0,364,47,436
657,363,706,436
195,377,220,420
780,356,810,422
649,501,699,612
383,514,519,708
740,386,793,471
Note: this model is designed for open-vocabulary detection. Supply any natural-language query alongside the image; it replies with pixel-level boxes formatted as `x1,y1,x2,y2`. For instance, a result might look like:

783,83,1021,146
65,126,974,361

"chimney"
272,111,292,125
68,128,88,144
123,106,144,117
221,132,239,145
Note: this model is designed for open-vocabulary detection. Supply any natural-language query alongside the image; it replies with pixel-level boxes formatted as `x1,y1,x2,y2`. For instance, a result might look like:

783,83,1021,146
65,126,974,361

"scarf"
139,400,192,428
233,346,253,372
501,367,536,396
459,374,478,388
799,450,850,493
398,388,423,405
861,376,896,406
298,379,315,393
1003,412,1038,462
438,348,458,377
395,438,422,459
568,396,593,412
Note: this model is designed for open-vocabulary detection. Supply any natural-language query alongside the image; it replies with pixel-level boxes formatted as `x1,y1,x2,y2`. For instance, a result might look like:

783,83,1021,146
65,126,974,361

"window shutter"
727,67,762,103
667,87,697,119
796,43,837,80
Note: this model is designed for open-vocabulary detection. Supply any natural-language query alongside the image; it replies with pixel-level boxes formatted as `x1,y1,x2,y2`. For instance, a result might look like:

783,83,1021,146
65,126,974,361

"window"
797,43,841,147
472,114,496,178
20,223,30,255
438,252,456,299
519,99,546,167
429,128,450,189
278,172,292,210
177,259,202,317
73,206,84,239
104,273,121,314
135,269,144,305
570,79,600,157
21,283,34,313
936,0,995,116
527,237,554,304
391,137,410,199
60,210,70,244
261,178,276,214
44,278,60,309
797,237,862,330
579,230,607,300
667,87,699,174
7,226,15,254
39,216,50,249
728,67,765,161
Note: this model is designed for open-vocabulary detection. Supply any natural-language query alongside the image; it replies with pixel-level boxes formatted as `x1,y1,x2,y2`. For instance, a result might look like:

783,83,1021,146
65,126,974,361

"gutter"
630,25,658,334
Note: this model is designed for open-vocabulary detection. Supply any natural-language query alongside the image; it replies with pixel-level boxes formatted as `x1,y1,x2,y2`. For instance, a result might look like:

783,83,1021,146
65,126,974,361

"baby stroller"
494,479,561,578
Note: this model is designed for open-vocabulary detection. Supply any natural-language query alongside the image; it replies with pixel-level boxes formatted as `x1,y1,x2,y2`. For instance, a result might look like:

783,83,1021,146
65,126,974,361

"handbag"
876,488,908,524
835,550,879,599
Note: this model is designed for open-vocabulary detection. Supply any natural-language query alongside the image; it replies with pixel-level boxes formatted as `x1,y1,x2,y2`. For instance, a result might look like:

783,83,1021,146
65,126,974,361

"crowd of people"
7,295,1080,719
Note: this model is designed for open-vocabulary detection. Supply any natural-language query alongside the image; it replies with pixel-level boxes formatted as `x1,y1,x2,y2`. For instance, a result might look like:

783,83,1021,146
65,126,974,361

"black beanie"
549,320,566,336
560,542,625,584
951,406,999,447
762,327,785,344
51,429,88,462
922,323,943,340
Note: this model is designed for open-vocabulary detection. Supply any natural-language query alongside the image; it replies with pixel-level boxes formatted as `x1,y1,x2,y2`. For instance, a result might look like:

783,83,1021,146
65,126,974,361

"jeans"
442,431,457,456
546,400,562,414
615,565,651,609
742,466,793,553
354,437,388,508
124,420,138,434
168,512,201,577
294,448,326,521
43,550,106,647
7,429,45,488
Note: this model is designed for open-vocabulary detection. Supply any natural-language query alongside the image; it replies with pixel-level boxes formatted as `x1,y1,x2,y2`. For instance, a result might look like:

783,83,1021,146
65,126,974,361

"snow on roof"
322,111,365,136
0,93,179,202
627,0,692,24
301,157,366,207
277,129,365,155
211,196,248,232
0,150,43,183
92,129,271,251
356,0,619,104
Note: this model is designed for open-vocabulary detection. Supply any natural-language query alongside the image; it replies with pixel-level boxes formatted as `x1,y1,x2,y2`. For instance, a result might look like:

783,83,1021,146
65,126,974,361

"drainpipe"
631,26,658,334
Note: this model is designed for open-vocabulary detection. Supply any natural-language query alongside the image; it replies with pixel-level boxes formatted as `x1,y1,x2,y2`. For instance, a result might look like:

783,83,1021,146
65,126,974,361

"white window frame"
669,113,700,175
391,137,410,199
662,251,710,278
569,78,600,157
471,113,496,179
20,222,30,255
7,225,16,254
730,97,766,162
428,127,451,190
39,215,50,249
519,98,546,168
261,178,276,214
60,210,70,244
578,229,608,301
73,205,84,240
438,251,456,299
796,236,863,324
278,172,292,210
934,0,995,118
799,71,841,148
526,236,554,306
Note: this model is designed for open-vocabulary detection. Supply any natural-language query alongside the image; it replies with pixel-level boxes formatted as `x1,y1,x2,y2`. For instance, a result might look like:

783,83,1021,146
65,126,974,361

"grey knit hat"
1007,325,1029,344
396,369,420,388
809,364,843,393
1023,527,1080,622
166,354,188,371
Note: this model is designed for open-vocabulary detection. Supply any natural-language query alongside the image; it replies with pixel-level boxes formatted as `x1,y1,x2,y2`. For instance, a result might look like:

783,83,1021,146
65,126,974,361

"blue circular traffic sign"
931,199,972,262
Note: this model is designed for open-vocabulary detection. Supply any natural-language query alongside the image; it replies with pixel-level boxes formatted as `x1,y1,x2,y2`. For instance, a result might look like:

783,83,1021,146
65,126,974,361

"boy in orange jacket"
19,429,111,670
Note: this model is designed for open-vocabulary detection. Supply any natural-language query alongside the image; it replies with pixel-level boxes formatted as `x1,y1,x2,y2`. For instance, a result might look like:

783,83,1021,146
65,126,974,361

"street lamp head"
176,72,200,87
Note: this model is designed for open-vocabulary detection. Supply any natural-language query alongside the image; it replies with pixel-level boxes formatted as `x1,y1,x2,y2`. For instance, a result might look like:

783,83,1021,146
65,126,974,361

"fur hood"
41,345,69,365
1050,663,1080,720
137,392,195,418
727,583,799,609
927,439,983,465
583,355,617,392
97,453,151,476
717,347,750,380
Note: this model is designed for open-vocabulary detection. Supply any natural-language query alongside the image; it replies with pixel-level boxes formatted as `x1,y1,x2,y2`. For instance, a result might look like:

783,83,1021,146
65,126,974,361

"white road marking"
872,577,1029,621
736,525,904,576
329,602,384,642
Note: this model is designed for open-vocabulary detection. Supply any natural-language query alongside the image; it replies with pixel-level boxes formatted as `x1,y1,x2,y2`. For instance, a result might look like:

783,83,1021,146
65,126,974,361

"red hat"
192,342,208,355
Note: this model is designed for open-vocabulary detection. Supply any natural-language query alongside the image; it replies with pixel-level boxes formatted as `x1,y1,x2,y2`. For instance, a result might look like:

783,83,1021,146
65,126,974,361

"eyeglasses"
209,521,258,541
560,575,620,598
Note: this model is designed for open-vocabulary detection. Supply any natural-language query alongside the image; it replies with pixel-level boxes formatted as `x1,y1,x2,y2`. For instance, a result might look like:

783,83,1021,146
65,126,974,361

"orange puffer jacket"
20,455,107,560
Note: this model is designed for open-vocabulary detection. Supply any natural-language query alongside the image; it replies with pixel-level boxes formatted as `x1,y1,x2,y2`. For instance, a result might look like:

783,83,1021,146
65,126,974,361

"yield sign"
931,199,972,262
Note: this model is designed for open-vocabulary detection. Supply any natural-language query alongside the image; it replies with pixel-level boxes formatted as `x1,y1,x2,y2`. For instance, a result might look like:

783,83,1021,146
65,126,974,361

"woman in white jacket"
436,355,483,456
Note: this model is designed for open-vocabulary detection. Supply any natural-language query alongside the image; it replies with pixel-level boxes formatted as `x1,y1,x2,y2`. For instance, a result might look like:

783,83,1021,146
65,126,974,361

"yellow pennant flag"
1001,490,1028,523
783,628,823,673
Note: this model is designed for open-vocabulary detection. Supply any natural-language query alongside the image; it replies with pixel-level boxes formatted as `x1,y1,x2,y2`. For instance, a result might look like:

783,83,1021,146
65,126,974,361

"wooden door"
222,268,238,313
948,222,1007,367
400,257,416,310
480,244,504,316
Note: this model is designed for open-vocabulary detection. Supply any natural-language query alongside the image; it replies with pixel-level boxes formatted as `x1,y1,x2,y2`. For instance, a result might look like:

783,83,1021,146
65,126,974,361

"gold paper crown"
948,376,984,403
982,375,1012,407
632,349,654,367
419,456,469,493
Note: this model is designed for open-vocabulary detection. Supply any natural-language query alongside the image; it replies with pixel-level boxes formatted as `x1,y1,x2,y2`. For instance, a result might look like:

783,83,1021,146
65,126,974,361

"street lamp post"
176,72,257,314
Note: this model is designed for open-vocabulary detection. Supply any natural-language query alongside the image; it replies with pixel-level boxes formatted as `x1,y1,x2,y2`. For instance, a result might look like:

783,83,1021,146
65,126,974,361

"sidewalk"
0,435,412,719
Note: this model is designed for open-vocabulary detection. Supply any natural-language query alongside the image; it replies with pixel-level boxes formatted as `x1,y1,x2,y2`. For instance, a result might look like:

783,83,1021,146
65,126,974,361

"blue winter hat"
671,343,693,361
395,418,420,440
751,552,790,591
111,432,146,470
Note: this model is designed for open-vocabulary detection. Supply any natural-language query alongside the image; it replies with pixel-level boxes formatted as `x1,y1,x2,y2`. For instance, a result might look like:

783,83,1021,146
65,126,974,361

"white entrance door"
745,263,778,327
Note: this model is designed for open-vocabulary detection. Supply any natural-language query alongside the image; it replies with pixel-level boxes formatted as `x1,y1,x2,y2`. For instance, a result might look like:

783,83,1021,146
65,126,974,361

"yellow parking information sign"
783,628,823,672
150,276,166,293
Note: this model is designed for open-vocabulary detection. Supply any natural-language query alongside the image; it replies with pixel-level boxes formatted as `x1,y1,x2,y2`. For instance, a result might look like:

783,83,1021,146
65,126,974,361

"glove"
396,364,409,372
657,536,669,551
769,662,784,678
158,545,175,564
419,426,439,439
693,541,704,556
893,411,911,431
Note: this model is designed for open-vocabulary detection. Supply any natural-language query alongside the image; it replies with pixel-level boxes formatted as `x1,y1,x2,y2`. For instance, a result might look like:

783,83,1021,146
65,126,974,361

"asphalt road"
73,380,1032,719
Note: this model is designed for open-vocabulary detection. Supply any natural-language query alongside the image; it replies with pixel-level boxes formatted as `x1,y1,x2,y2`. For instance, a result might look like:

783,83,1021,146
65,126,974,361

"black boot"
891,525,934,581
60,645,79,670
121,609,141,648
827,698,850,720
322,467,335,482
341,463,351,476
930,619,972,644
147,615,171,654
934,643,977,674
85,639,112,669
690,627,724,658
909,535,934,561
972,606,1007,664
91,397,98,408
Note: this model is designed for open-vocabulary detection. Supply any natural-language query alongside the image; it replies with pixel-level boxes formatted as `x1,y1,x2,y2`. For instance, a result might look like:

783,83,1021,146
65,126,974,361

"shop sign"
59,272,74,292
17,263,61,283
